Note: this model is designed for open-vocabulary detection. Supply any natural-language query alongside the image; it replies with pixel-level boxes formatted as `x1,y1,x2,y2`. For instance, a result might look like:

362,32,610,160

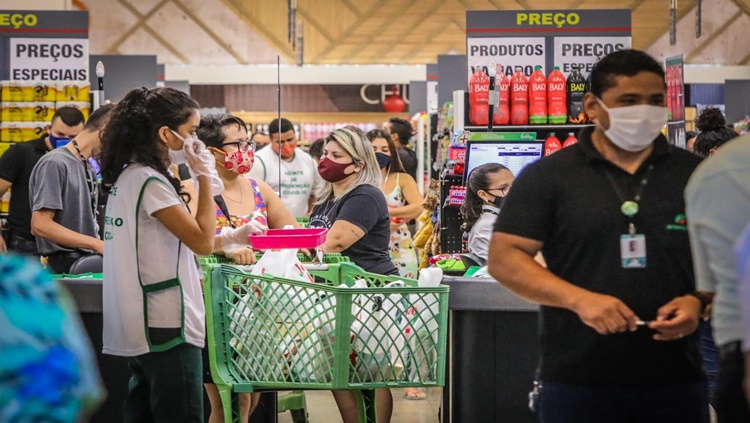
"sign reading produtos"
466,9,631,79
0,10,89,81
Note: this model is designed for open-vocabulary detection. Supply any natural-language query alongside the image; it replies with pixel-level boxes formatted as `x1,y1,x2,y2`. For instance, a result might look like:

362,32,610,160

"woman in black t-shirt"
308,127,397,423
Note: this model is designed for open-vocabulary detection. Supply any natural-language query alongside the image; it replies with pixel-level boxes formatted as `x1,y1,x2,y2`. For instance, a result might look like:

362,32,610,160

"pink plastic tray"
249,228,328,250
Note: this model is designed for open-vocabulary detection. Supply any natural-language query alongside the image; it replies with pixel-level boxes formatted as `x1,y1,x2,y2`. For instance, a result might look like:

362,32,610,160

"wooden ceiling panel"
215,0,717,64
524,0,575,9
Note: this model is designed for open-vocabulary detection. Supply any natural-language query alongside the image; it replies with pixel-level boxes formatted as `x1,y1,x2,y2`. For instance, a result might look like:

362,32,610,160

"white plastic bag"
351,279,406,382
251,249,316,322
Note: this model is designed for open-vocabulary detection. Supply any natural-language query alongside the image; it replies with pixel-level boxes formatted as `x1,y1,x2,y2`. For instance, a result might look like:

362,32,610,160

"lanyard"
600,163,655,235
71,140,99,219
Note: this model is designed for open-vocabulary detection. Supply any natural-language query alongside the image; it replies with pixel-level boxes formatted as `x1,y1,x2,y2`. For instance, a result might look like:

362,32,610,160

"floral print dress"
215,179,268,233
385,173,419,279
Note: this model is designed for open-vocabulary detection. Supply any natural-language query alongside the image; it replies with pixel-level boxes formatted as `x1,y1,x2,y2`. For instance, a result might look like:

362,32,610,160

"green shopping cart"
203,261,449,423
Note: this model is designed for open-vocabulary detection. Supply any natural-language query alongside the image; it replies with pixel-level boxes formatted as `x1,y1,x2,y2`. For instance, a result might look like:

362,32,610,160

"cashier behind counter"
461,163,515,264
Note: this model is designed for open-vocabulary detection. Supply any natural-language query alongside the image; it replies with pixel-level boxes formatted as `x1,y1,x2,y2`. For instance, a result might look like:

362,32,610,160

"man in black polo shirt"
489,50,708,422
0,107,85,255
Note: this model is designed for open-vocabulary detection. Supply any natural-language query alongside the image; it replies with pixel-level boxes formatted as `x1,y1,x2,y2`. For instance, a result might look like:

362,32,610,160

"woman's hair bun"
695,107,727,132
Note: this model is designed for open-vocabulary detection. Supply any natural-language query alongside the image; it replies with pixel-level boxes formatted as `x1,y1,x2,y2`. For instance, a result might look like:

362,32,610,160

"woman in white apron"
98,87,219,422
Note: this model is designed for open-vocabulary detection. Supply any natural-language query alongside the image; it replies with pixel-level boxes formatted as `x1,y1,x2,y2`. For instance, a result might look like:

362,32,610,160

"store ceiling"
222,0,698,65
92,0,746,66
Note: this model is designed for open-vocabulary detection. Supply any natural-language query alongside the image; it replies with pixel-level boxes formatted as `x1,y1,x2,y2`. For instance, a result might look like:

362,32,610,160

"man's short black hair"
590,49,666,98
268,118,294,136
52,106,85,127
388,117,412,146
84,104,115,131
198,114,247,149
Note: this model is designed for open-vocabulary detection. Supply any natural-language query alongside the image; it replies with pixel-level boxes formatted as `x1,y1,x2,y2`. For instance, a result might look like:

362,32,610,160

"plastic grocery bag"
404,267,443,383
290,291,339,383
351,279,406,382
251,249,316,322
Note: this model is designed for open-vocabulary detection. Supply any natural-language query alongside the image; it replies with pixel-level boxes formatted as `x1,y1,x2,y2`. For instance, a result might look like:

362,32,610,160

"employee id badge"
620,234,647,268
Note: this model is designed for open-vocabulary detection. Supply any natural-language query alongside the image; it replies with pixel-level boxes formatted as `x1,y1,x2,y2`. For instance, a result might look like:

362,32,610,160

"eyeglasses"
221,139,256,152
486,186,511,196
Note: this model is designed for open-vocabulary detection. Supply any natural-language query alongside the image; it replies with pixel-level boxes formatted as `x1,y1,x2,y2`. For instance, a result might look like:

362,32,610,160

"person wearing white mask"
488,50,707,422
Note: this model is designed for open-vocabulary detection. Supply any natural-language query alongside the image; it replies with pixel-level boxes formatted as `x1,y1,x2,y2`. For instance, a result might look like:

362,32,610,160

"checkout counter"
60,274,540,423
59,278,277,423
441,275,540,423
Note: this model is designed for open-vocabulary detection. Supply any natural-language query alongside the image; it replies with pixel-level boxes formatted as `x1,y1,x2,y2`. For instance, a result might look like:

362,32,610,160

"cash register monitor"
464,141,545,182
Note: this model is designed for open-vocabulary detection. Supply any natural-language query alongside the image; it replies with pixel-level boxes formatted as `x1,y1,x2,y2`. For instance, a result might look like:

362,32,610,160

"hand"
0,235,7,253
390,221,402,232
299,248,312,257
220,222,269,251
572,291,639,335
183,140,212,177
92,239,104,255
226,247,257,265
648,295,702,341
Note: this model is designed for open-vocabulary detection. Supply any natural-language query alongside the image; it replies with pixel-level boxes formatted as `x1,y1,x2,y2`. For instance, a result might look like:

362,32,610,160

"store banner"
666,55,686,148
9,38,88,81
553,36,631,76
466,9,631,78
467,37,545,77
0,10,88,81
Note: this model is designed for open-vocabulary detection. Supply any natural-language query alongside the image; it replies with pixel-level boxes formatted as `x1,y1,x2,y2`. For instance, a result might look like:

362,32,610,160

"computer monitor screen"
465,141,544,181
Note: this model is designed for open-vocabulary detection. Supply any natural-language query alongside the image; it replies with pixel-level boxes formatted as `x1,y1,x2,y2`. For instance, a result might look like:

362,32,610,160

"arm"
257,180,299,229
321,220,365,254
153,175,215,256
31,209,103,254
488,232,639,334
388,173,423,220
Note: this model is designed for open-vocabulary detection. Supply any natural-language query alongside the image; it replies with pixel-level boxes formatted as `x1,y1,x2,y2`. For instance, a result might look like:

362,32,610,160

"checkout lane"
59,273,540,423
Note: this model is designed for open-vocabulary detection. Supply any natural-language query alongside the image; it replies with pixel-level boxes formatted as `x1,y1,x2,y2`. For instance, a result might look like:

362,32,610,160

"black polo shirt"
0,136,49,239
494,127,704,387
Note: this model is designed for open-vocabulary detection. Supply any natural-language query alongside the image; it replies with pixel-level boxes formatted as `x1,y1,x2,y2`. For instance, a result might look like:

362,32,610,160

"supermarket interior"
1,0,750,422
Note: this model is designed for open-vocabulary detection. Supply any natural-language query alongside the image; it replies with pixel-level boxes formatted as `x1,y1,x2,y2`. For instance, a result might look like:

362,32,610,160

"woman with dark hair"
461,163,514,262
192,113,299,422
366,129,422,280
99,87,219,422
694,107,739,157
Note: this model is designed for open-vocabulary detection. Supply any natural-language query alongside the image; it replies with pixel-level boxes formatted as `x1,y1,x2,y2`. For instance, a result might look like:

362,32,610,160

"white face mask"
168,129,195,165
168,148,188,165
595,98,668,152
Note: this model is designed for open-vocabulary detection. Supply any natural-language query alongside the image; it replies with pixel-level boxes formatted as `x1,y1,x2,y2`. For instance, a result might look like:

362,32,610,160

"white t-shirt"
248,147,324,217
102,165,205,356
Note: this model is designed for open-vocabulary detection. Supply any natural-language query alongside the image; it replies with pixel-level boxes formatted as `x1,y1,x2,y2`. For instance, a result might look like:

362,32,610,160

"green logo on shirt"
666,214,688,231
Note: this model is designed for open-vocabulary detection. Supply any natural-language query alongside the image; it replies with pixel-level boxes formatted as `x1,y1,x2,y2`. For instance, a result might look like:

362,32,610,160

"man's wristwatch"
686,291,712,319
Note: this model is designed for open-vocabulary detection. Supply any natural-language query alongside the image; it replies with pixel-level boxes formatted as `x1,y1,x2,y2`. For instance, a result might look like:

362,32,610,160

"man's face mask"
595,98,668,152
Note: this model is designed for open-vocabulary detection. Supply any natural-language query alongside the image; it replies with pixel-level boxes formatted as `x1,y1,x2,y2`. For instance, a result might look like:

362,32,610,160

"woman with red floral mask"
187,114,300,423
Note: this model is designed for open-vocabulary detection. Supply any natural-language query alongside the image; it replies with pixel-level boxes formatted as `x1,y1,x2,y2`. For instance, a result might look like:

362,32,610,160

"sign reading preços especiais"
467,10,632,79
0,10,89,82
10,38,88,81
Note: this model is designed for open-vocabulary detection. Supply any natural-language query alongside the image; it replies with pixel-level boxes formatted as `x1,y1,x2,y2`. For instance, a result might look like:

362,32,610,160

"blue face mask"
375,152,391,169
49,133,71,148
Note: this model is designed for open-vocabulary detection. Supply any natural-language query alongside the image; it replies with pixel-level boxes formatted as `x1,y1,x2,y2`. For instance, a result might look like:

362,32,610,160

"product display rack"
437,90,595,253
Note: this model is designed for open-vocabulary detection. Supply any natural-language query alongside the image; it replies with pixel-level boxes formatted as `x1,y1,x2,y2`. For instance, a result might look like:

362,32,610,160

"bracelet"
685,291,712,317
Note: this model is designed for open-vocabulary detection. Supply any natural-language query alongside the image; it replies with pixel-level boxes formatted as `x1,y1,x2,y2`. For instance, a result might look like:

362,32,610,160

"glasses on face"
221,139,256,152
486,186,511,196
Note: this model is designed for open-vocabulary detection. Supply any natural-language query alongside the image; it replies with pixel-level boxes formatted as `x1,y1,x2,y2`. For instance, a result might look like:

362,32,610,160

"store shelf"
464,124,593,131
232,111,410,125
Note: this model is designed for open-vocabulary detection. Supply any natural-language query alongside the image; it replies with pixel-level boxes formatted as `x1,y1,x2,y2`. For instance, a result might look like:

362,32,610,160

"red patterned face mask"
211,147,255,174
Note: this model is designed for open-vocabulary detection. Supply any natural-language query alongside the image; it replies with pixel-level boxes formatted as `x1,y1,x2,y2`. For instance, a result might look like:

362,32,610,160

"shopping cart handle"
234,263,330,272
